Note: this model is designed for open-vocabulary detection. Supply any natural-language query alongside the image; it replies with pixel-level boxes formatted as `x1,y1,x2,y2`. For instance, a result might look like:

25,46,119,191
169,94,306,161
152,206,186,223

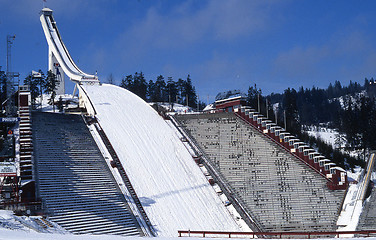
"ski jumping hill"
82,84,242,236
40,7,242,236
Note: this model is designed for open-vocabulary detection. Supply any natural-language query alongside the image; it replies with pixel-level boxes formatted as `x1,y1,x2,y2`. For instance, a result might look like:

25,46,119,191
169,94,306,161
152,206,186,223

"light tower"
6,35,19,116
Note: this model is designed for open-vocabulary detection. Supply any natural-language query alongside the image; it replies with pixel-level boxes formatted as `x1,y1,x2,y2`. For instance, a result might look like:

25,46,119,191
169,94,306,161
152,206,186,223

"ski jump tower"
49,47,65,95
40,8,99,95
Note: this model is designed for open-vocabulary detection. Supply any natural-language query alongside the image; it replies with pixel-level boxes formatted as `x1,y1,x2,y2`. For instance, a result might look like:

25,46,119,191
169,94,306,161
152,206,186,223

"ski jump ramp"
83,84,242,236
40,8,242,236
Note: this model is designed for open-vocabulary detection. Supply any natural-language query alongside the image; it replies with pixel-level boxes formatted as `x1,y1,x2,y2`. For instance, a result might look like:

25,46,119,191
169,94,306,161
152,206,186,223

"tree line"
248,79,376,169
119,72,205,110
17,70,60,110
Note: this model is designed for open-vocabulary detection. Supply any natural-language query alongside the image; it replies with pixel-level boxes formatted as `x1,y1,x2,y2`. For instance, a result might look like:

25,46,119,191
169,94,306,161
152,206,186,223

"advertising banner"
0,163,17,177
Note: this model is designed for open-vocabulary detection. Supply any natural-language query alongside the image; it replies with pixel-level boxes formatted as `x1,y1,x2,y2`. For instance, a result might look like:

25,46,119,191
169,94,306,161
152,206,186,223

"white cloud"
274,45,330,78
117,0,281,51
272,28,376,87
0,0,112,22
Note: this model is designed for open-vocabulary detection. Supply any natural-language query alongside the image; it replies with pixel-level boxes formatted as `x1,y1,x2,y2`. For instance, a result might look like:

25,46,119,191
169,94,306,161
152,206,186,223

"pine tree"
182,74,197,108
133,72,147,100
176,78,185,104
247,84,261,111
155,75,167,102
23,73,39,107
147,80,155,102
120,75,133,90
35,70,46,106
340,95,361,152
283,88,300,135
44,70,60,112
107,73,114,84
358,96,376,160
167,76,178,106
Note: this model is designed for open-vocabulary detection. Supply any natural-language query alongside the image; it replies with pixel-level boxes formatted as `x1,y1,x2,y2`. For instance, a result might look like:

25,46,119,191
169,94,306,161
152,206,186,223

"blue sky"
1,0,376,102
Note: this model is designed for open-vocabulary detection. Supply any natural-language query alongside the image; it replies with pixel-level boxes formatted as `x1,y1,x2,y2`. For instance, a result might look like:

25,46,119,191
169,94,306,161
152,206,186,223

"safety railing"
178,230,376,239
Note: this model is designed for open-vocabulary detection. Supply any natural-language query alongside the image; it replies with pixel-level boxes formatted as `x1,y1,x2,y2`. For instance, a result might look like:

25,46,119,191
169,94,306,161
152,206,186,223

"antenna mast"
6,35,19,116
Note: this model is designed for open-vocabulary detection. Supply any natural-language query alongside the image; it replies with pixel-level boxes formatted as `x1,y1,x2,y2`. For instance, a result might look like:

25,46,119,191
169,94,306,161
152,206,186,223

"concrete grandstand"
175,112,346,232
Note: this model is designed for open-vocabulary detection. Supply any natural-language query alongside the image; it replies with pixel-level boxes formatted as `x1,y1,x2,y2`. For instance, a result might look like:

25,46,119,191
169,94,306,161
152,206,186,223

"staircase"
93,122,154,235
32,112,143,236
19,105,33,181
357,187,376,230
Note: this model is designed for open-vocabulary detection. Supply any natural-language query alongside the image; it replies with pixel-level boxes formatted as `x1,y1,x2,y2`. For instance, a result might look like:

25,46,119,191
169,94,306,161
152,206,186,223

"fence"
178,230,376,239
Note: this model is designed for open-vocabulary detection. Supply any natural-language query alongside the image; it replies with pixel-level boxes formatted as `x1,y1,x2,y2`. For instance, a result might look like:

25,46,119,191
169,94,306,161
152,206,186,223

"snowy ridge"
82,84,242,237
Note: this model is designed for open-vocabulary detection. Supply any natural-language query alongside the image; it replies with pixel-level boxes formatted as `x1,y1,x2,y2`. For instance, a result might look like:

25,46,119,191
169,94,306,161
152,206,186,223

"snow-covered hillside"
305,126,341,148
83,84,243,237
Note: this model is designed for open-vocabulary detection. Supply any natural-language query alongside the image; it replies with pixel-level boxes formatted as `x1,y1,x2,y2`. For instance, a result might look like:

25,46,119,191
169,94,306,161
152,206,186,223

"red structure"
215,96,247,112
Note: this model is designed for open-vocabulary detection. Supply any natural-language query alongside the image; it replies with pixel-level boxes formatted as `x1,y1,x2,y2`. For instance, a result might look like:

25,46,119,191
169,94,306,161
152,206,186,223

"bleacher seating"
32,112,143,236
176,112,346,232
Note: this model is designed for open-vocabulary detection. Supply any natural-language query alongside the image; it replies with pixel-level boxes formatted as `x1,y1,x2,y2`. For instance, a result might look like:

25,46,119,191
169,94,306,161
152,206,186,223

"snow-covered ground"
83,84,243,237
149,102,195,113
305,126,342,148
0,210,66,236
337,183,363,232
34,94,78,112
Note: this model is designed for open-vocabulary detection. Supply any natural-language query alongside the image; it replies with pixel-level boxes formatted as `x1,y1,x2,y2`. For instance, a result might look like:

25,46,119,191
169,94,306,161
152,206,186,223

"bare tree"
107,73,114,84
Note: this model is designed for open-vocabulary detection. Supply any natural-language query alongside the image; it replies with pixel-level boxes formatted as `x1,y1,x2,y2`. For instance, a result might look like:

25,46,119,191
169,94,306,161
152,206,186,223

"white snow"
34,94,78,112
83,84,242,237
336,183,363,233
87,123,152,236
149,102,194,113
0,210,66,235
305,126,341,148
202,104,215,112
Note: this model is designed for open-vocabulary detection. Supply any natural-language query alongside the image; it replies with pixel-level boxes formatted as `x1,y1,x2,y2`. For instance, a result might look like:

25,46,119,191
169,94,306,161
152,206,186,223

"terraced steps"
33,112,143,236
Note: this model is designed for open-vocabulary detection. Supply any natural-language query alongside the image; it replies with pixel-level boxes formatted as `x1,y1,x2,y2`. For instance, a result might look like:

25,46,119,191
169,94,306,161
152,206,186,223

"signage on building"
0,117,20,123
0,163,17,177
32,70,42,78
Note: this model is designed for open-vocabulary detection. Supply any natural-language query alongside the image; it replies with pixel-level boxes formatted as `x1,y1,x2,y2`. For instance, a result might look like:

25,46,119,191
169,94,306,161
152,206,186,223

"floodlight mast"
6,35,19,116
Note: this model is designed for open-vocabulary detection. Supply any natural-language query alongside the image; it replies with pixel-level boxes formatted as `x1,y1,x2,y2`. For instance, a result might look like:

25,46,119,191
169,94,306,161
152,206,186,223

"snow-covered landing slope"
83,84,241,237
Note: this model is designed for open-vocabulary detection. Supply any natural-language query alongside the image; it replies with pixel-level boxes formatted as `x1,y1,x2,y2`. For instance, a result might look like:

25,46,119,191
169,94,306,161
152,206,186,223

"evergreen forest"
248,79,376,169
